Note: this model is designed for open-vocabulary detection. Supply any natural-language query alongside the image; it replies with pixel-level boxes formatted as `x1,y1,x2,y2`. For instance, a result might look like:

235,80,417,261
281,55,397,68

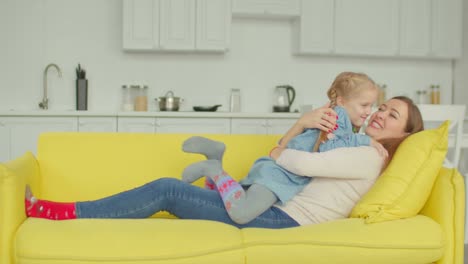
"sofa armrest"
420,167,465,264
0,152,40,264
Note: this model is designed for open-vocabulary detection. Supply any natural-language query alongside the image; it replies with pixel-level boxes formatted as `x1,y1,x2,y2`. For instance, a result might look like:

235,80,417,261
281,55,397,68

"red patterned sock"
25,185,77,220
204,178,216,190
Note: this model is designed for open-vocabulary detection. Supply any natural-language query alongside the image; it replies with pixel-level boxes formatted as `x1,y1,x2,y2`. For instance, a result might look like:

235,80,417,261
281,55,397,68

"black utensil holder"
76,79,88,110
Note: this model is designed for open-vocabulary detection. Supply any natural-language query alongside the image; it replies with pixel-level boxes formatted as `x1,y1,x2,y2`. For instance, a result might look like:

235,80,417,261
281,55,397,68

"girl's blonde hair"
312,72,377,152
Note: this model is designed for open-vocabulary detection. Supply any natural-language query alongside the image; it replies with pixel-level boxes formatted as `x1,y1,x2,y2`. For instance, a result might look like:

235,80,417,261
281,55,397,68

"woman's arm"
272,147,384,179
278,104,337,147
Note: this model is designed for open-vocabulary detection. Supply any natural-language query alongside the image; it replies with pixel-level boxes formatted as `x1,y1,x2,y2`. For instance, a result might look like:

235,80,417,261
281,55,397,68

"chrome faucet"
39,63,62,110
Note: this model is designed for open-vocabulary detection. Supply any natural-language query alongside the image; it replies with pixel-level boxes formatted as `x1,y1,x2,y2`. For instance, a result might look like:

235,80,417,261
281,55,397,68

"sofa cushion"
15,218,244,264
37,133,281,202
242,215,443,264
350,121,449,223
16,216,443,264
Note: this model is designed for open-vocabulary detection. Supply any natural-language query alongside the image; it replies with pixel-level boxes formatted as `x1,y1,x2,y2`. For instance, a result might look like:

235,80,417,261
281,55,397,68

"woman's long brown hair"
377,96,424,170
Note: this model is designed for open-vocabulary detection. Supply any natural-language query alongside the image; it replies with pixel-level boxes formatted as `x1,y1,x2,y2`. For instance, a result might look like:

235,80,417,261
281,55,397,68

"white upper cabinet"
123,0,159,50
159,0,195,50
292,0,334,54
399,0,462,58
334,0,399,56
196,0,231,51
294,0,462,59
431,0,462,58
399,0,431,57
232,0,300,18
123,0,230,52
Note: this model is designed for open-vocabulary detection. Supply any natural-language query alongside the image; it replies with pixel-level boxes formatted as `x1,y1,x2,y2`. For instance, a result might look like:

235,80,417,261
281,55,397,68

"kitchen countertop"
0,110,302,118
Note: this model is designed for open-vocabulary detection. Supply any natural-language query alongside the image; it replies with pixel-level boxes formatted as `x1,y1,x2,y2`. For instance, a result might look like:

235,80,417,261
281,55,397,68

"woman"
25,96,423,228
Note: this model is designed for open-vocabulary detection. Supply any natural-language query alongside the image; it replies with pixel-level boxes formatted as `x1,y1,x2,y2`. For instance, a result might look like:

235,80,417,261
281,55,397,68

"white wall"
0,0,462,113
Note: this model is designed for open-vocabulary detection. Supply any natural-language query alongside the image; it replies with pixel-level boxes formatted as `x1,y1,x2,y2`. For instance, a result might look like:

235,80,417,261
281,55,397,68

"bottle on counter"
416,89,427,104
430,85,440,104
377,84,387,106
134,85,148,111
230,88,241,112
121,85,134,111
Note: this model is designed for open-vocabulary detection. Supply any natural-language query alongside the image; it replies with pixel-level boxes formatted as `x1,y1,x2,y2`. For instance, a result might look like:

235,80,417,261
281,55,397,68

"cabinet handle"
155,120,160,127
78,122,85,126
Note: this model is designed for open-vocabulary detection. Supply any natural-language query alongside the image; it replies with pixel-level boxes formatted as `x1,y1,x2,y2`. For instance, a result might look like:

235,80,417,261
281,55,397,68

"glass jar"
416,89,427,104
230,88,241,112
430,85,440,104
134,85,148,111
377,84,387,105
121,85,134,111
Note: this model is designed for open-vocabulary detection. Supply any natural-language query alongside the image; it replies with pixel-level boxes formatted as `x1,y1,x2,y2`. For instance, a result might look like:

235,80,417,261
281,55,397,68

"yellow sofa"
0,132,464,264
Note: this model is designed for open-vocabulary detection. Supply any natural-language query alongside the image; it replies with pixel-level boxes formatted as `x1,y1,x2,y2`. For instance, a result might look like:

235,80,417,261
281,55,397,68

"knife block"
76,79,88,110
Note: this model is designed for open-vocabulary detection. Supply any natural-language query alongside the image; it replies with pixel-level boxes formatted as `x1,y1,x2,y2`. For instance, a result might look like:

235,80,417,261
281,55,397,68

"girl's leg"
181,136,225,188
181,160,280,224
26,178,298,228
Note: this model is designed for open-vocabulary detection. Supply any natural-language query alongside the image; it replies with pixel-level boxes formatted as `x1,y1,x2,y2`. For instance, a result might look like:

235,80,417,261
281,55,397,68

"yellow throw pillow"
350,121,449,223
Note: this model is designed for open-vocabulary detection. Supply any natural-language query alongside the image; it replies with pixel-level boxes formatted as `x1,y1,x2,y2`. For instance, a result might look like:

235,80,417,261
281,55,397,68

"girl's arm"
271,147,384,180
278,104,337,147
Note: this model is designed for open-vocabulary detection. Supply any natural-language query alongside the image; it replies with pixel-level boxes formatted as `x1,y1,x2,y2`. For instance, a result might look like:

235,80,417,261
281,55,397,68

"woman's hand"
297,103,337,133
370,139,389,158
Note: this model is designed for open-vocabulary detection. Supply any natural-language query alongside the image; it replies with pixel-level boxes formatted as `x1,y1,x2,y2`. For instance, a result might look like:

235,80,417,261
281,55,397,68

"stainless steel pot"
155,91,183,111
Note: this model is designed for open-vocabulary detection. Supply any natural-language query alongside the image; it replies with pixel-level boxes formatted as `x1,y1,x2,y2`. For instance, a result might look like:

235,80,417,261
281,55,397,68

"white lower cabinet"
231,118,296,135
0,115,297,162
0,117,77,162
118,117,156,133
117,117,231,134
156,118,230,133
78,117,117,132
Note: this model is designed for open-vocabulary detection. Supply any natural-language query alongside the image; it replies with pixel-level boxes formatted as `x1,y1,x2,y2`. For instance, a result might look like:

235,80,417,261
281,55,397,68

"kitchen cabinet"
117,117,230,134
292,0,334,54
156,118,230,133
230,118,296,135
0,117,77,162
123,0,231,52
334,0,399,56
430,0,462,58
196,0,231,51
399,0,431,57
159,0,195,50
294,0,463,59
399,0,462,58
118,117,156,132
232,0,300,18
122,0,159,50
78,117,118,132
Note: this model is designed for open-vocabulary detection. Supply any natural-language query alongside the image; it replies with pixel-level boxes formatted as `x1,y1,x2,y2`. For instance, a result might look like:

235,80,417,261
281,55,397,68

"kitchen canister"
134,85,148,111
121,85,134,111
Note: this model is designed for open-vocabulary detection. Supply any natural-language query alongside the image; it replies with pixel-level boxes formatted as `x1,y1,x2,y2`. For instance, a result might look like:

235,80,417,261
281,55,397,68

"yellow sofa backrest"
37,132,281,201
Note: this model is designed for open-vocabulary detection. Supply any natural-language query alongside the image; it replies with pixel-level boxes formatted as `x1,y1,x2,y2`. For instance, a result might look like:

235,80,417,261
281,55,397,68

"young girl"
181,72,384,224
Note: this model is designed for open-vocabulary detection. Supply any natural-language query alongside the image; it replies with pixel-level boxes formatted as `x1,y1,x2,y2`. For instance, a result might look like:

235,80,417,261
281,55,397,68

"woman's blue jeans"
76,178,299,229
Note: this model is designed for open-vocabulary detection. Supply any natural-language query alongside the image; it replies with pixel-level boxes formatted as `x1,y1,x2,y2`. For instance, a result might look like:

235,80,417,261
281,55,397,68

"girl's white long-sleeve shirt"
274,146,384,225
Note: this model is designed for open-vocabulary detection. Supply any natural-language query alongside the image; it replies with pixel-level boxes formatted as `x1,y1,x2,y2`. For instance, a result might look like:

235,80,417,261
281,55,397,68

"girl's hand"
298,103,337,133
370,139,389,158
269,146,285,160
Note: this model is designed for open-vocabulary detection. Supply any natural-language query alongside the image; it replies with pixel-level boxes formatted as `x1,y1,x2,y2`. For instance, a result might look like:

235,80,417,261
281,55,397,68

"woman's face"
365,98,409,141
